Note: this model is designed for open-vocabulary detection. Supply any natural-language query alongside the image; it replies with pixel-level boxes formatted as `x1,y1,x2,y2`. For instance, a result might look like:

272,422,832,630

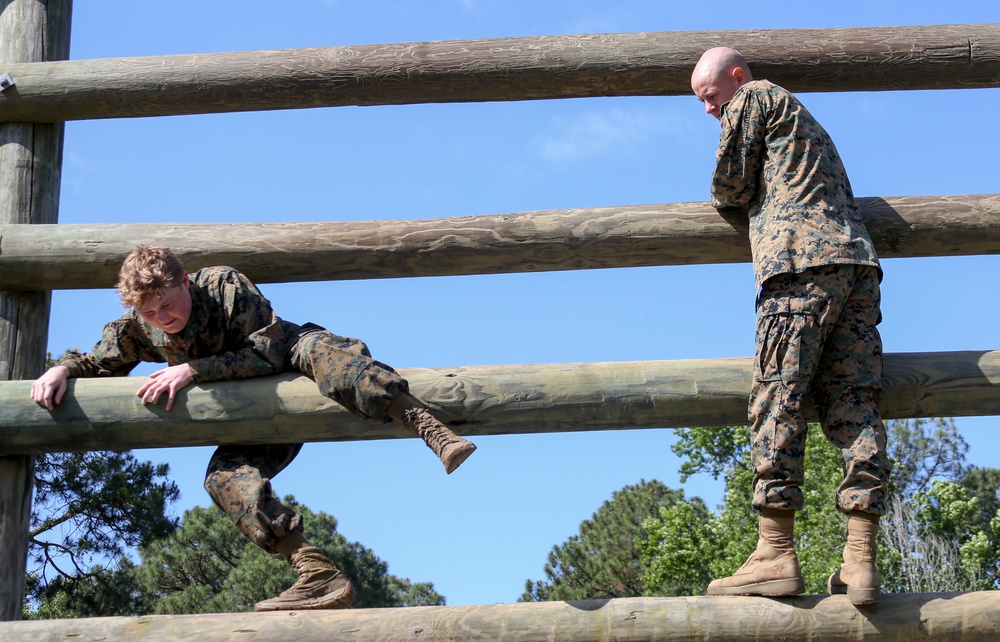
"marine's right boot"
401,406,477,474
707,508,805,597
254,532,355,612
827,512,881,605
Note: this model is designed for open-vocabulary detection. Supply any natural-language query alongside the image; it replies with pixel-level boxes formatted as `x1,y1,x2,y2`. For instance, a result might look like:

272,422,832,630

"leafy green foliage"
639,500,717,595
638,419,1000,597
641,425,847,595
960,466,1000,533
138,497,444,613
521,480,694,601
959,510,1000,590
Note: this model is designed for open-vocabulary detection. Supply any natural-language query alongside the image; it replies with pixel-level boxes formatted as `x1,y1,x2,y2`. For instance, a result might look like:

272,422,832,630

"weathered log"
0,592,997,642
0,0,71,623
1,351,998,456
0,24,998,123
0,193,997,291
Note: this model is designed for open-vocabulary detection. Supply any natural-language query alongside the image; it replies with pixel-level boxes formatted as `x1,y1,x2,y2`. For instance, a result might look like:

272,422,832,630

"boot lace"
403,408,457,450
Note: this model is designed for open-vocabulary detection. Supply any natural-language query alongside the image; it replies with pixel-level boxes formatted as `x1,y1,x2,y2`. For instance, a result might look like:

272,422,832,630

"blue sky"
40,1,1000,606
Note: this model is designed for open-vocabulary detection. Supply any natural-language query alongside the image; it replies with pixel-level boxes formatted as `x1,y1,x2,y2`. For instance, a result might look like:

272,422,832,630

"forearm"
57,351,118,378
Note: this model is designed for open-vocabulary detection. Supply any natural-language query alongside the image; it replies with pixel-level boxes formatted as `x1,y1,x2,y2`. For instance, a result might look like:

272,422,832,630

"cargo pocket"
755,307,820,383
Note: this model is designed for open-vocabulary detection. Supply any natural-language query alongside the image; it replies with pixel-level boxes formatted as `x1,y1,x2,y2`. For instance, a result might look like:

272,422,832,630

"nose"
157,308,171,323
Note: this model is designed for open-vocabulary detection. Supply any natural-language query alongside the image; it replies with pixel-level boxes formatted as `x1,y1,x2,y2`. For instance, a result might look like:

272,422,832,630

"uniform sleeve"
710,90,767,215
186,272,287,382
56,317,152,378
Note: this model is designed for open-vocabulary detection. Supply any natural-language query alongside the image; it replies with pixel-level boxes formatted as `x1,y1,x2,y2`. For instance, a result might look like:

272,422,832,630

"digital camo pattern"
58,266,288,381
204,443,304,551
59,265,411,550
287,322,408,423
750,265,891,516
711,80,880,291
205,325,410,548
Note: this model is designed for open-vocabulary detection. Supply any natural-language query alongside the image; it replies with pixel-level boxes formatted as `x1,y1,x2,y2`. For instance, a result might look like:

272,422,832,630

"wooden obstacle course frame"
1,4,999,637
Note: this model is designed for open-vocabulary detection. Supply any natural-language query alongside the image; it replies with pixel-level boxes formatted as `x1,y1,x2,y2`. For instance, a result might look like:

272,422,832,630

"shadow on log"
0,592,998,641
1,351,998,455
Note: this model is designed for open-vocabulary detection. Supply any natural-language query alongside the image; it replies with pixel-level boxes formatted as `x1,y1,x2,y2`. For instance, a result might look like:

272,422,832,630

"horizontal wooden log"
0,592,997,641
0,24,998,122
0,194,997,291
1,351,998,456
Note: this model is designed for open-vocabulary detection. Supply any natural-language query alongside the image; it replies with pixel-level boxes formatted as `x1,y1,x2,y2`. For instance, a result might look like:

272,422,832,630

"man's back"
711,79,879,287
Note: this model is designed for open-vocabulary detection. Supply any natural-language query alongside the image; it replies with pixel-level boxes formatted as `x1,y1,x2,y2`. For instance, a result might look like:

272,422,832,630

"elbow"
711,196,748,217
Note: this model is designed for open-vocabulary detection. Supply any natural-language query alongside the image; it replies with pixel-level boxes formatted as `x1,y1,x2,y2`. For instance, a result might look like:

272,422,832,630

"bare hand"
31,366,70,410
136,364,193,411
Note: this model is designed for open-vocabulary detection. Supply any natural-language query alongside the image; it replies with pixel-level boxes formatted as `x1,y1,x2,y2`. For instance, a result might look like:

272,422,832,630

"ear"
731,66,746,85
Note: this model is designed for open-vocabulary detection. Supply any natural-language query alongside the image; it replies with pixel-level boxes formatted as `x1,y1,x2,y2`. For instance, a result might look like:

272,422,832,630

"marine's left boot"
827,511,881,605
707,508,805,596
254,532,355,612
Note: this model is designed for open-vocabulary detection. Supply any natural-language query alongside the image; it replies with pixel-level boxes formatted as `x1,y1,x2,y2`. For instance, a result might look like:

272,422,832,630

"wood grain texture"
0,193,997,291
0,0,72,624
0,592,997,641
0,24,997,122
1,351,997,456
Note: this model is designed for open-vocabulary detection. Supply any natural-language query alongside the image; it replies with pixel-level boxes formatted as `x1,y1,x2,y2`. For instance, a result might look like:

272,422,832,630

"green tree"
25,450,180,618
959,466,1000,533
880,481,980,593
138,497,444,613
643,418,1000,596
887,417,967,497
877,423,1000,593
24,351,181,619
639,497,717,595
521,480,695,601
642,424,846,595
27,560,150,619
959,511,1000,590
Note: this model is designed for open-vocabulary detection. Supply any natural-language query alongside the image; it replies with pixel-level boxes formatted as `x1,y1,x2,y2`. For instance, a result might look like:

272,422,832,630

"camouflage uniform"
711,80,891,516
59,266,409,551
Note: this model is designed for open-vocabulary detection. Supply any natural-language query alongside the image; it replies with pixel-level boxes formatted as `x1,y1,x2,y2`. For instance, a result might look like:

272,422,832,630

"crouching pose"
31,245,476,611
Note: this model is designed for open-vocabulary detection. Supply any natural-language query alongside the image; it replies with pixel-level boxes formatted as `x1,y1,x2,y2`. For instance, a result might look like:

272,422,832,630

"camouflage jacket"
58,266,291,383
711,79,880,289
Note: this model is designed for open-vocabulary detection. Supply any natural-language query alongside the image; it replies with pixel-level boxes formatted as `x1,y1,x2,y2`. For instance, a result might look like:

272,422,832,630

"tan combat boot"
828,512,880,605
707,508,805,596
254,532,355,612
402,406,477,474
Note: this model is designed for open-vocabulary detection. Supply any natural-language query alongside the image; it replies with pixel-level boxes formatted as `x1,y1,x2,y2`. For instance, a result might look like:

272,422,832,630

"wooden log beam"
1,350,998,456
0,0,72,623
0,193,997,291
0,592,997,642
0,24,998,123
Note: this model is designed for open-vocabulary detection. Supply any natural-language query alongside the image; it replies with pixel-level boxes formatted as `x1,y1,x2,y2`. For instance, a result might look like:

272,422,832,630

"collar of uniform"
720,81,754,118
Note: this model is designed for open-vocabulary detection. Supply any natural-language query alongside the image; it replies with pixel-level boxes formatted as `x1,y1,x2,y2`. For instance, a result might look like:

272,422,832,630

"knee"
203,469,226,501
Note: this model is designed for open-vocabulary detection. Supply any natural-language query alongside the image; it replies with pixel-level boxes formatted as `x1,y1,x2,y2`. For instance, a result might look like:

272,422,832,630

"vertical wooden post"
0,0,73,621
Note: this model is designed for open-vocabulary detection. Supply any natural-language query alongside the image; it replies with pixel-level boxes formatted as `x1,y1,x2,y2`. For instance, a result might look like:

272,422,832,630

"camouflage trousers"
204,323,409,552
750,264,891,517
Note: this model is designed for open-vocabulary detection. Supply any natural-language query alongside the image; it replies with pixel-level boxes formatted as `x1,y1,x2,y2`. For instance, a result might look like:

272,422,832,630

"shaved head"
692,47,751,83
691,47,753,120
